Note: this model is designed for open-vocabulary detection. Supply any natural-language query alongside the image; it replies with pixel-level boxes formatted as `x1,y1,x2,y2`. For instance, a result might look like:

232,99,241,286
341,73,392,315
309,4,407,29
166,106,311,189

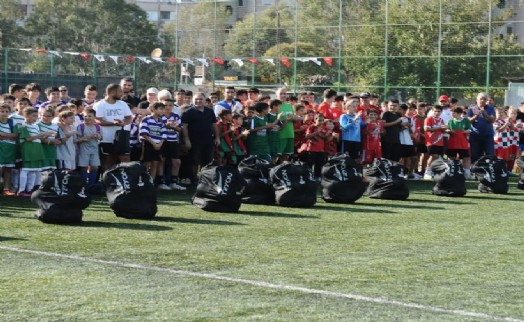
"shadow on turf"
353,201,444,210
237,210,320,219
153,216,245,225
0,236,27,242
313,204,397,214
74,220,173,231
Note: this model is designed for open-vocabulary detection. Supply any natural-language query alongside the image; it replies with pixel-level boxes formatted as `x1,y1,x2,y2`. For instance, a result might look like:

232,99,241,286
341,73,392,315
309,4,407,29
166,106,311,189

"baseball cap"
359,92,371,98
439,95,449,102
146,87,159,95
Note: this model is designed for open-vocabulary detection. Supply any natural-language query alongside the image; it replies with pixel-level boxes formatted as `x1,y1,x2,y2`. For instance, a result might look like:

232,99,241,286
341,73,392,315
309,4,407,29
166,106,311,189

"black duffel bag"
238,156,275,205
270,161,318,207
430,158,467,197
471,155,509,194
364,158,409,200
321,154,365,203
31,170,91,223
193,161,246,212
516,157,524,190
103,162,157,219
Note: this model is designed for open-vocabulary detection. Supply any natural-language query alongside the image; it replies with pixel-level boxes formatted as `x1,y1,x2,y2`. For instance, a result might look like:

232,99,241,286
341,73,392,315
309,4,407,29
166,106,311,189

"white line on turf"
1,245,522,322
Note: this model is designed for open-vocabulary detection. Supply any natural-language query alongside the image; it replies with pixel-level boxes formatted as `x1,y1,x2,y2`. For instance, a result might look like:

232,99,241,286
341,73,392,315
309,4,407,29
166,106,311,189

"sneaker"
507,171,517,177
180,178,191,185
464,173,474,180
158,184,172,191
423,172,433,180
16,191,32,197
410,173,423,180
3,189,15,196
170,182,187,191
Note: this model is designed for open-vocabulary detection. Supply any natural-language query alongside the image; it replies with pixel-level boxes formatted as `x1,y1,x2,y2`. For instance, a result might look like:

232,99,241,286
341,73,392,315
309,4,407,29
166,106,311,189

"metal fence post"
486,0,492,95
436,0,443,101
383,0,389,98
4,48,8,92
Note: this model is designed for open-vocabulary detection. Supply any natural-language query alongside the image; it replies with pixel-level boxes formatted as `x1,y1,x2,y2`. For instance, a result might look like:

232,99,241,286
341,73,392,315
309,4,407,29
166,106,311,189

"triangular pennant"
296,57,309,62
183,58,195,66
280,58,291,68
137,56,148,63
265,58,275,66
247,58,259,65
110,55,119,64
80,53,91,61
196,58,209,67
18,48,32,51
64,51,80,55
309,57,321,66
124,56,134,63
48,50,62,58
152,57,164,63
231,58,244,67
165,57,178,63
323,57,333,66
94,55,105,62
211,58,225,65
36,49,48,54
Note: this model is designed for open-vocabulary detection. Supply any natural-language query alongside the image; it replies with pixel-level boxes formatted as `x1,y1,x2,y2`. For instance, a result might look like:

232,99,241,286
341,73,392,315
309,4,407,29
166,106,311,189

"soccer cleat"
170,183,187,191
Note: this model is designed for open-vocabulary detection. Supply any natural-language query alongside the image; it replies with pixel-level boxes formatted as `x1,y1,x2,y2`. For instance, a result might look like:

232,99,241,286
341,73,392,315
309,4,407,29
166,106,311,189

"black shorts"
141,141,162,162
100,142,130,156
446,149,469,159
416,144,428,154
399,144,416,157
162,141,180,159
428,145,444,156
342,141,361,160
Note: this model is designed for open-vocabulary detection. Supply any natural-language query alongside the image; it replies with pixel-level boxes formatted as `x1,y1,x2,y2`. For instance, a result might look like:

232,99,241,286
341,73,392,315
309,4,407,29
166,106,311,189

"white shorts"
57,159,76,171
77,153,101,167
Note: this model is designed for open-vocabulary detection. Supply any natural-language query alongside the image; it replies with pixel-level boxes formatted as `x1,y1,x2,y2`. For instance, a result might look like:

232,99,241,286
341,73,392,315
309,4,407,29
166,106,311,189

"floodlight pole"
436,0,443,101
486,1,492,95
337,0,343,92
383,0,389,98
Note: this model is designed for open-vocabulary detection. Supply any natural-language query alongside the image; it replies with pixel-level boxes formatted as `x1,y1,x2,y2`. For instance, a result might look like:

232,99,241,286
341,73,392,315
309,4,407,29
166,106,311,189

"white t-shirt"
93,99,132,143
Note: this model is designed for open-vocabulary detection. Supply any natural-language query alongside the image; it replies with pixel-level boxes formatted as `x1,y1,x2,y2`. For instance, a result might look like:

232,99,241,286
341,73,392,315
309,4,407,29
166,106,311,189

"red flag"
124,56,135,63
165,57,178,63
280,58,291,68
212,58,225,65
80,53,91,61
323,57,333,66
36,49,47,54
247,58,259,65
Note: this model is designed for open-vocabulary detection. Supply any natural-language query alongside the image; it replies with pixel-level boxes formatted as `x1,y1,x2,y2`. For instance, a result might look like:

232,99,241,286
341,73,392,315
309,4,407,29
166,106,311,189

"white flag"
265,58,275,66
183,58,195,66
94,55,105,62
64,51,79,55
309,57,321,66
181,65,190,77
296,57,309,62
18,48,32,52
196,58,208,67
152,57,164,63
232,59,244,67
137,56,149,63
109,55,119,64
49,50,62,58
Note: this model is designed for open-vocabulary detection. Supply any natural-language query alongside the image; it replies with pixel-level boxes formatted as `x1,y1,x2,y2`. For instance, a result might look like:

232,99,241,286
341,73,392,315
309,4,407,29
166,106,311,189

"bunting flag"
137,56,150,63
181,65,190,76
165,57,178,63
64,51,80,55
183,58,195,65
94,55,105,62
17,48,32,51
309,57,321,66
80,53,91,61
280,58,291,68
110,55,119,64
231,58,244,67
152,57,164,63
323,57,333,66
48,50,62,58
296,57,309,62
211,58,224,65
265,58,275,66
124,56,134,63
247,58,259,65
196,58,209,67
36,49,48,54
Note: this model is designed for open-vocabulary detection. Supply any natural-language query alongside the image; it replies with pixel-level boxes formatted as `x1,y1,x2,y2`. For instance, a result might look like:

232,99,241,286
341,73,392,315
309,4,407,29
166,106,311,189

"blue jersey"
139,115,166,143
162,112,181,142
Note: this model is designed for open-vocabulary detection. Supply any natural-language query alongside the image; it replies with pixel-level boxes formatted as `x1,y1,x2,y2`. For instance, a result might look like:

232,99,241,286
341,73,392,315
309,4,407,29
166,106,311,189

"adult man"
214,86,238,116
182,92,219,184
246,88,260,106
59,85,72,102
515,102,524,153
119,77,141,106
209,92,220,108
138,87,159,109
357,92,381,118
93,83,133,171
467,92,496,163
437,95,453,124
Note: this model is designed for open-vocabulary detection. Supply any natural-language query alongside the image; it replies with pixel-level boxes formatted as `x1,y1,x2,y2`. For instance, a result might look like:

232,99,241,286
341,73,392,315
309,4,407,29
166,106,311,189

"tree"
0,0,25,48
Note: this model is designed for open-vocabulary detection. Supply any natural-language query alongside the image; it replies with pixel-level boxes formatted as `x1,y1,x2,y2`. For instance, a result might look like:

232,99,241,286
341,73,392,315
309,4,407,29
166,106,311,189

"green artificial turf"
1,180,523,321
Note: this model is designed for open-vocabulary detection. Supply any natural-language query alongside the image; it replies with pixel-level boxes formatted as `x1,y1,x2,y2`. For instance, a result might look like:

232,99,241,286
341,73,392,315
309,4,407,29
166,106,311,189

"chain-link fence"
2,0,524,104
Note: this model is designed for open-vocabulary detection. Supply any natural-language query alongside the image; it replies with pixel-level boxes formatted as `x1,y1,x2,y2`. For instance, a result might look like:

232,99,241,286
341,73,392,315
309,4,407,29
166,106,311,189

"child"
217,109,235,166
494,106,519,175
56,110,77,171
37,107,60,172
324,120,339,158
446,106,473,179
398,104,419,179
9,97,31,192
139,102,167,189
305,113,328,179
424,105,447,179
381,99,403,162
16,108,53,196
76,109,102,186
231,114,250,165
362,109,383,164
246,102,273,162
340,98,365,161
126,105,148,162
162,98,186,190
413,102,429,175
267,99,282,163
0,104,18,195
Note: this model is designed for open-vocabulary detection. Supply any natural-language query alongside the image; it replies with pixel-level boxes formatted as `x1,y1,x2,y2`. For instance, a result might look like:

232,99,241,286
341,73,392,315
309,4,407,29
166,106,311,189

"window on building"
160,11,171,20
238,0,244,6
225,5,233,15
262,0,274,5
146,11,159,21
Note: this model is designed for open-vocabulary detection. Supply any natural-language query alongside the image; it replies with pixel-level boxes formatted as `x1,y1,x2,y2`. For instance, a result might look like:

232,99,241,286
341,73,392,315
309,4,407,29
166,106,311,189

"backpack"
270,161,318,208
430,158,467,197
79,123,101,136
364,158,409,200
321,154,366,203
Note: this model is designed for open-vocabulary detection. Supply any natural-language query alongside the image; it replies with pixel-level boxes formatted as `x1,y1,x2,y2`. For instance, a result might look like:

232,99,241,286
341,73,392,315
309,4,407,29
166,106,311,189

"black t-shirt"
517,111,524,144
137,101,150,110
181,106,217,145
381,111,401,143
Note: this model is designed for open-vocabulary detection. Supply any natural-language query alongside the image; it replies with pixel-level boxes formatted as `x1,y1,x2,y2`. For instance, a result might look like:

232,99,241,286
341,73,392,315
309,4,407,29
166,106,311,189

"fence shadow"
153,216,245,225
